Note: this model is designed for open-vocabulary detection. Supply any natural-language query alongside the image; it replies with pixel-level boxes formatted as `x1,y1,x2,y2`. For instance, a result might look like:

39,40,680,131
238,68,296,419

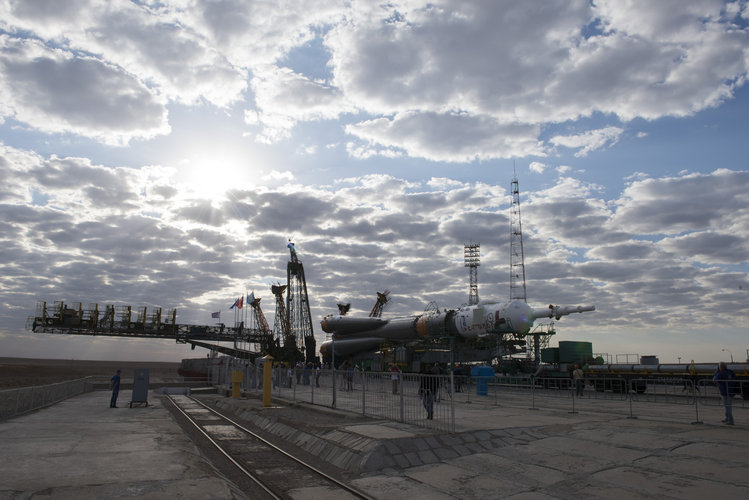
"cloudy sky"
1,0,748,364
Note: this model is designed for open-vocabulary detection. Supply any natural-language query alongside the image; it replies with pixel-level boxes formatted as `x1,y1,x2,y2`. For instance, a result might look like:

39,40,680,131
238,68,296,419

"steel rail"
167,394,374,500
165,394,280,499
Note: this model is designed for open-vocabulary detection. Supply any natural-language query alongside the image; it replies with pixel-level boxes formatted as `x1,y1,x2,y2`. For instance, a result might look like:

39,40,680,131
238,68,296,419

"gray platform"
1,389,748,499
0,390,244,499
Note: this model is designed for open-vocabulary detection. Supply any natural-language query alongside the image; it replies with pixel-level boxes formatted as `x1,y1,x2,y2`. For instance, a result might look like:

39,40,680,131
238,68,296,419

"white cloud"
549,127,624,157
528,162,547,174
611,169,749,236
1,1,747,160
251,66,356,141
0,36,169,145
346,112,544,162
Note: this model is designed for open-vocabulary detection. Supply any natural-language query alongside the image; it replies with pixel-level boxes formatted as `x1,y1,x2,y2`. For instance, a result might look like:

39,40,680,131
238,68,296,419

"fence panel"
698,379,748,410
213,364,749,431
629,378,696,405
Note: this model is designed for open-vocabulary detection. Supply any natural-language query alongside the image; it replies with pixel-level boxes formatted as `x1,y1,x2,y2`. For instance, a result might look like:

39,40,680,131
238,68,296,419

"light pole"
721,348,734,363
677,357,681,364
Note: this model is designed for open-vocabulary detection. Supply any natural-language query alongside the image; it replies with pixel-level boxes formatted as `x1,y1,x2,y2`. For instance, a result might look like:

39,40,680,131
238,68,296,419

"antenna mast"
510,174,527,302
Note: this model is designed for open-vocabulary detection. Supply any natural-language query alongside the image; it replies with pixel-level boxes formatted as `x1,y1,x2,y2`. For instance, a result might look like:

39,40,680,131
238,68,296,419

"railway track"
165,394,374,500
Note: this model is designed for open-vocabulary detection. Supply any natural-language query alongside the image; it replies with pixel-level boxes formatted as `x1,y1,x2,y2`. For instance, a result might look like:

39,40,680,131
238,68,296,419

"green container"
558,341,592,363
541,348,559,363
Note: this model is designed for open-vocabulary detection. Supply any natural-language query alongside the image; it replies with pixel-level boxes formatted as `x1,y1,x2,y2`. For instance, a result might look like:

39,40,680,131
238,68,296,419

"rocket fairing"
319,299,595,358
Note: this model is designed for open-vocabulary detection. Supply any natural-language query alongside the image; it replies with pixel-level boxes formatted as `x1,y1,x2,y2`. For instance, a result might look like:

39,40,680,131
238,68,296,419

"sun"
177,143,258,199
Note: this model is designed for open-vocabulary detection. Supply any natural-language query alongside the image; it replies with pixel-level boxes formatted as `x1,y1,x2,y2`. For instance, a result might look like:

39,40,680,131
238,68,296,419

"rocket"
320,299,595,358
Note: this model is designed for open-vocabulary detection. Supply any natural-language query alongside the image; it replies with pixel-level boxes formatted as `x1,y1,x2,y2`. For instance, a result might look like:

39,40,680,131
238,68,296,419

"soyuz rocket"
320,299,595,358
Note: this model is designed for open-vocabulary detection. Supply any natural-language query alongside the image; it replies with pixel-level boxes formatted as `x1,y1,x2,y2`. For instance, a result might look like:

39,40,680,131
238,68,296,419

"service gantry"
245,294,277,356
285,242,316,363
369,290,390,318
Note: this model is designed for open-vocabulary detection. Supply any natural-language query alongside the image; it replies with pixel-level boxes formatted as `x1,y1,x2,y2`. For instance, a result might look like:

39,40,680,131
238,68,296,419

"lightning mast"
509,175,527,302
286,242,316,363
464,243,480,305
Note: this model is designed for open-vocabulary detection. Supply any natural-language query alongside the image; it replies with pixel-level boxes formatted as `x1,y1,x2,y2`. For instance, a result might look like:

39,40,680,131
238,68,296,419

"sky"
1,0,748,365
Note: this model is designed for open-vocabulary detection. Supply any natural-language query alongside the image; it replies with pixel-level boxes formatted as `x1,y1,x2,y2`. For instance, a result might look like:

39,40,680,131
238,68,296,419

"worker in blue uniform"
713,362,735,425
110,369,121,408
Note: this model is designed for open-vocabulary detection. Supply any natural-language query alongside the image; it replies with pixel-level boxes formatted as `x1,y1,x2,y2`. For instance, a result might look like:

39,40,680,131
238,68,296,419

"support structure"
464,243,480,305
272,284,301,363
27,300,264,358
285,242,316,363
369,290,390,318
242,294,276,355
509,176,527,302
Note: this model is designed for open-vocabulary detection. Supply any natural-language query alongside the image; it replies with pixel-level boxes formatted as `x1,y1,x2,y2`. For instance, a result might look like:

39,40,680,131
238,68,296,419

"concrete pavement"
213,391,749,499
1,387,748,499
0,390,246,499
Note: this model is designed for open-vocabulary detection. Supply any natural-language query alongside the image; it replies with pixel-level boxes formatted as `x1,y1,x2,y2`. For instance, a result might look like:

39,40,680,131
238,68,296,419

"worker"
572,364,585,397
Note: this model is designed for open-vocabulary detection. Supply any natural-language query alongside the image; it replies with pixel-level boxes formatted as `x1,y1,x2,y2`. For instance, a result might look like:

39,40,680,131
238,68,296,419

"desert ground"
0,358,180,390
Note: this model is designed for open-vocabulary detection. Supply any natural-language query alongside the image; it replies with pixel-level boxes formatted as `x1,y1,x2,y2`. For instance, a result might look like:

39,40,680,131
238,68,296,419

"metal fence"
0,378,96,421
212,361,749,431
213,361,456,432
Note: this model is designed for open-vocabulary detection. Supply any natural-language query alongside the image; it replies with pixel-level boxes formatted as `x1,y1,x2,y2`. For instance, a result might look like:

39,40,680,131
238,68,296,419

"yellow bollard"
262,355,274,407
230,370,243,399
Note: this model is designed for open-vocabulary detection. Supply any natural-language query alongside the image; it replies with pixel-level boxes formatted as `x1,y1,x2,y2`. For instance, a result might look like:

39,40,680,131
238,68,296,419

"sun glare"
178,145,257,199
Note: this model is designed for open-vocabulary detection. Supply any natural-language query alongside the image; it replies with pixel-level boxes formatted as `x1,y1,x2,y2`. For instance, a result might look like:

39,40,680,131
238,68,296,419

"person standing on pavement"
713,361,736,425
419,368,436,420
110,369,121,408
390,364,401,394
431,362,442,401
572,364,585,397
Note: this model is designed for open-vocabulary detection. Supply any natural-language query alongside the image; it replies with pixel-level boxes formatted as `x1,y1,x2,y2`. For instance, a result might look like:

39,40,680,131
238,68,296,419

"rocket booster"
320,299,595,358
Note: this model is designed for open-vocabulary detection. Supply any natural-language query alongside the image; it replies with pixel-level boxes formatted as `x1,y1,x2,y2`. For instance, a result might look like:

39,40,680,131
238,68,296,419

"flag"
229,297,240,309
237,296,244,309
211,311,220,319
247,291,255,303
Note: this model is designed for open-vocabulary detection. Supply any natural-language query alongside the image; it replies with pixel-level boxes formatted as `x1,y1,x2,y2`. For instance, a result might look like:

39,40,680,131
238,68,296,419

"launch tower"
286,242,316,363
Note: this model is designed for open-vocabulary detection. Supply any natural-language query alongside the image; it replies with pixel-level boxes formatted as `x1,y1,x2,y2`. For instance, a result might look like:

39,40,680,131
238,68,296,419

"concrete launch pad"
1,389,747,499
0,390,245,499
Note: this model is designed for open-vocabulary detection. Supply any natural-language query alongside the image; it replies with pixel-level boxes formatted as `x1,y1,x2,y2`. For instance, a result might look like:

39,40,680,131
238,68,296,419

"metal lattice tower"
510,176,527,302
248,295,274,354
464,243,480,305
369,290,391,317
286,242,316,362
272,285,291,342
